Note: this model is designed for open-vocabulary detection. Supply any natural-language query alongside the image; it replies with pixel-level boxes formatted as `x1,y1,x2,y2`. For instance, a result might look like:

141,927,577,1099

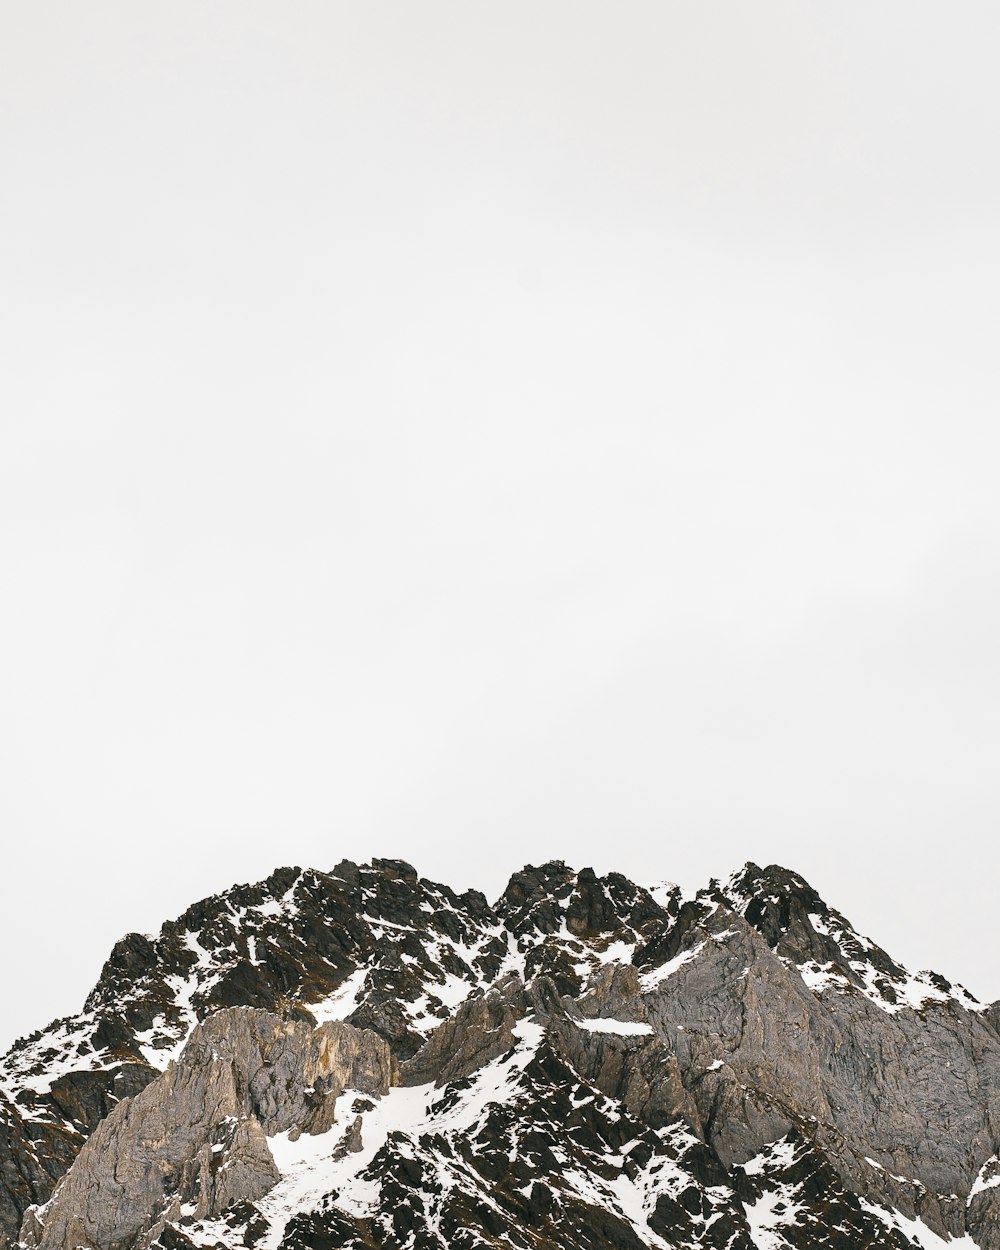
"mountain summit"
2,859,998,1250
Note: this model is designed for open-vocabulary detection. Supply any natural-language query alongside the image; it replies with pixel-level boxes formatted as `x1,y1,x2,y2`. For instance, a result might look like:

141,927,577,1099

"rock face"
21,1010,391,1250
2,858,999,1250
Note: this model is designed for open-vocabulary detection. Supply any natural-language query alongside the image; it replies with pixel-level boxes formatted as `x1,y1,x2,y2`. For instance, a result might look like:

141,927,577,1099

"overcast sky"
2,2,999,1052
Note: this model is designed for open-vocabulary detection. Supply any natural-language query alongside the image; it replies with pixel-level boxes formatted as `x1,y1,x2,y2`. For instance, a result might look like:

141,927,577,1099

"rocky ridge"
2,859,998,1250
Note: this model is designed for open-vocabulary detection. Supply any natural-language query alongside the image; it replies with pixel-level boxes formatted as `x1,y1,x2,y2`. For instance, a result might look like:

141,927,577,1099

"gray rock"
400,974,522,1087
9,858,1000,1249
22,1009,391,1250
636,900,1000,1243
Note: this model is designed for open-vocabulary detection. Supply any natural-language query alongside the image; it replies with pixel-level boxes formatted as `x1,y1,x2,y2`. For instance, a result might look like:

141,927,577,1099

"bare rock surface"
21,1010,390,1250
3,858,999,1249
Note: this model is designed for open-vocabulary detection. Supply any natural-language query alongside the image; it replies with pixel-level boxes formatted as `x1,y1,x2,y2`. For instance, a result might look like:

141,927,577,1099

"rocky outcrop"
634,885,1000,1244
21,1009,391,1250
968,1155,1000,1245
0,1093,65,1250
400,974,523,1087
0,859,514,1242
4,858,1000,1250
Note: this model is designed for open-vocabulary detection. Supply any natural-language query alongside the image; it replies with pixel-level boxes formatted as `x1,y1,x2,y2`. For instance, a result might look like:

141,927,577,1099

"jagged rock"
0,860,516,1239
731,1131,920,1249
0,1093,64,1250
637,879,1000,1244
400,974,522,1087
4,857,1000,1249
21,1009,391,1250
44,1064,157,1135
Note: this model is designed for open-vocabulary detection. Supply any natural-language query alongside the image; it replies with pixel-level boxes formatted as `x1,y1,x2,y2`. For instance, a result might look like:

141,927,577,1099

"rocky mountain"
2,858,998,1250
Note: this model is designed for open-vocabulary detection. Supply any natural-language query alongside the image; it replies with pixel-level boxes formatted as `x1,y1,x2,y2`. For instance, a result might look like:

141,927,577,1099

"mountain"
2,858,999,1250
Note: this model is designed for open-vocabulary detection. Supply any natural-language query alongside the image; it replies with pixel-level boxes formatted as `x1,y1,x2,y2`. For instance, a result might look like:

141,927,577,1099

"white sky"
2,2,999,1052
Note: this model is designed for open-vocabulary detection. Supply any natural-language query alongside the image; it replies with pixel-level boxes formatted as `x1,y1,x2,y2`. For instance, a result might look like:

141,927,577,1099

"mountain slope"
3,859,999,1250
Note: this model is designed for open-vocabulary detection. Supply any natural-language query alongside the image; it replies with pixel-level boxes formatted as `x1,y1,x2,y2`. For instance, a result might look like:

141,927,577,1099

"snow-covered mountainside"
3,859,999,1250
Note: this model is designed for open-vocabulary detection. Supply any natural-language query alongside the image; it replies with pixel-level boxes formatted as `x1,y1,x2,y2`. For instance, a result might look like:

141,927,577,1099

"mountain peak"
4,857,999,1250
727,860,818,897
707,860,985,1018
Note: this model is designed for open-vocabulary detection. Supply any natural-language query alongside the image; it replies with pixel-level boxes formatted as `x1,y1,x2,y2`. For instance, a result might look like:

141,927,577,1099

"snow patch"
645,880,680,909
640,942,706,991
254,1017,547,1245
574,1018,653,1037
859,1198,980,1248
970,1155,1000,1202
307,968,368,1024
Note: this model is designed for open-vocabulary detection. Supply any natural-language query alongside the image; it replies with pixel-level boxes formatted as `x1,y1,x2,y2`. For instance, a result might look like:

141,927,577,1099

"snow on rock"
970,1155,1000,1202
6,858,1000,1250
574,1018,654,1036
306,968,369,1025
639,942,706,991
860,1198,981,1249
